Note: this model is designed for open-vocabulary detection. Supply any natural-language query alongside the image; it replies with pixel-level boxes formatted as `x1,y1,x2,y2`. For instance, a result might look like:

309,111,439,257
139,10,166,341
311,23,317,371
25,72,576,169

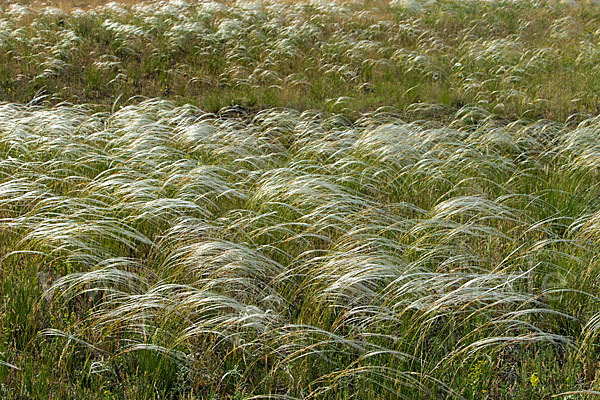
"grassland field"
3,0,600,399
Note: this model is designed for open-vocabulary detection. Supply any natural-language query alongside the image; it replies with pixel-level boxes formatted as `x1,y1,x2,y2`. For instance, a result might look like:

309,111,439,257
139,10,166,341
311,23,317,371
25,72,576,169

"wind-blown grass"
3,0,600,398
1,98,600,398
3,0,600,119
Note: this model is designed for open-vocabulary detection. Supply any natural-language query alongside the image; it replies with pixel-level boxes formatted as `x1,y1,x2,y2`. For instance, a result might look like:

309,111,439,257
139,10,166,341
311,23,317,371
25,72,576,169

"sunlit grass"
3,0,600,398
1,0,600,119
0,98,599,398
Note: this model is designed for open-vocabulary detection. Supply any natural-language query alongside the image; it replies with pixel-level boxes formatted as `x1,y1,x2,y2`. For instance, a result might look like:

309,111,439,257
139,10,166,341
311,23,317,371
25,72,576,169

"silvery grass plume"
1,0,598,122
0,97,595,397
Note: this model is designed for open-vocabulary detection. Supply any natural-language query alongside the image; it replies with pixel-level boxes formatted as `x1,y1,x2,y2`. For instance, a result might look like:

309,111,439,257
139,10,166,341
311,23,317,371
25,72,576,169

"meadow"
2,0,600,399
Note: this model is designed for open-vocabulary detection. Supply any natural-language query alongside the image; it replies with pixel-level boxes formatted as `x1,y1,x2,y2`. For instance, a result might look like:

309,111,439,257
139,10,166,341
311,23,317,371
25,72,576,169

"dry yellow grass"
11,0,148,11
10,0,323,11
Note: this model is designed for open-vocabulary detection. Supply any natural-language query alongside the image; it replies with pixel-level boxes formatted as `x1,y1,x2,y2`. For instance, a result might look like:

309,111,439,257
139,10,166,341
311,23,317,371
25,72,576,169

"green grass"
0,0,599,120
1,99,600,398
3,0,600,399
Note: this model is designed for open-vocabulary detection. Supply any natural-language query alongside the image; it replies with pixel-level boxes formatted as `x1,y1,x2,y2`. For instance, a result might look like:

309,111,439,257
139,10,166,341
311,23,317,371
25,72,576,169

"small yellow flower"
468,360,486,387
530,372,540,388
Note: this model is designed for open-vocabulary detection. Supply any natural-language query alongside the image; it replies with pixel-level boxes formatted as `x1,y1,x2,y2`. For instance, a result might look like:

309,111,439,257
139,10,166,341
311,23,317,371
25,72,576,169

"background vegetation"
2,0,600,399
2,0,600,119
